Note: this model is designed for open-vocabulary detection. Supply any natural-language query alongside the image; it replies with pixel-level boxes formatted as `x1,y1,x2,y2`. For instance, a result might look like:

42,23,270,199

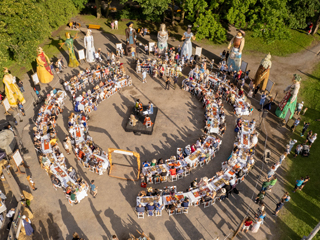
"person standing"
293,177,305,193
90,180,98,198
254,191,265,205
173,75,178,90
295,101,304,115
308,133,317,147
287,139,297,152
301,122,310,137
241,217,253,233
268,176,277,192
279,153,287,164
165,77,170,90
17,80,25,92
251,218,263,233
260,180,271,191
291,118,300,132
142,70,147,83
299,176,310,191
273,199,285,216
294,144,302,158
114,20,118,30
259,91,266,110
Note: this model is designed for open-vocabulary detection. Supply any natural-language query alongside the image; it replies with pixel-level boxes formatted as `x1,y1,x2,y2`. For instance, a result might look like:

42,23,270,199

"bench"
88,24,101,30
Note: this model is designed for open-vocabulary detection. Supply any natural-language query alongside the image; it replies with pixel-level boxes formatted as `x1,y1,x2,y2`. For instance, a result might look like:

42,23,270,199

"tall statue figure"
254,53,272,91
227,30,245,72
84,30,95,63
2,68,25,107
275,74,301,119
157,23,168,55
125,22,137,55
59,32,79,67
36,47,54,84
180,25,196,58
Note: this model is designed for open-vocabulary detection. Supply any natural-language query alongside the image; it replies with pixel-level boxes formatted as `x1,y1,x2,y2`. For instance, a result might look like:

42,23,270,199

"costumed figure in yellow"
2,68,26,107
36,47,54,83
59,32,79,67
254,53,272,91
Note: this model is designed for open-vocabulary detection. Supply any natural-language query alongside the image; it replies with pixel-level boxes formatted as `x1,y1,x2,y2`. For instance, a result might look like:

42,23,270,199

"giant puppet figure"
2,68,25,107
254,53,272,91
227,30,245,72
84,29,95,63
157,23,168,55
125,22,137,55
59,32,79,67
180,25,196,58
275,74,301,119
36,47,54,83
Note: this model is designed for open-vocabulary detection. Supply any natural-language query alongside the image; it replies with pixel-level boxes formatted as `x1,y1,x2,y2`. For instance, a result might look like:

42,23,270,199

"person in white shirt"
114,20,118,29
309,133,317,147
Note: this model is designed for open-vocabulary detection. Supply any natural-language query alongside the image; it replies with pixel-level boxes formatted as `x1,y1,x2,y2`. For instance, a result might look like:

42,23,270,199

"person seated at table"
68,167,77,181
169,166,176,176
191,178,198,189
146,202,155,215
177,168,184,175
70,190,78,204
236,168,245,179
229,176,237,188
153,188,161,196
213,137,221,149
146,187,154,196
136,204,145,213
155,202,164,216
181,198,189,208
216,188,227,201
163,188,171,196
223,181,233,198
177,152,184,160
153,173,161,182
202,192,213,203
143,115,153,126
184,146,191,156
219,124,226,136
160,169,167,181
166,202,177,211
158,158,164,164
190,144,196,153
150,159,157,166
142,161,150,168
51,175,61,188
199,153,206,162
135,99,143,112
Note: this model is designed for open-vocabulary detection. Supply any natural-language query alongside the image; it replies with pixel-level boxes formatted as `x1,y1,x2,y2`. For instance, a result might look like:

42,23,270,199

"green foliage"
287,0,320,29
0,0,81,80
227,0,257,28
248,0,291,42
71,0,88,10
185,0,208,22
194,11,226,43
121,0,170,22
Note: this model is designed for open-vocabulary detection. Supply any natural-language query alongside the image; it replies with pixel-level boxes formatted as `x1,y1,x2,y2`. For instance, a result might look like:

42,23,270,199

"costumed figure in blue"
125,22,137,56
227,30,245,72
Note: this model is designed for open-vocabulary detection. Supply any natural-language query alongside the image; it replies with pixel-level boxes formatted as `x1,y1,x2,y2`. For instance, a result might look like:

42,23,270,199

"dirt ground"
0,20,320,240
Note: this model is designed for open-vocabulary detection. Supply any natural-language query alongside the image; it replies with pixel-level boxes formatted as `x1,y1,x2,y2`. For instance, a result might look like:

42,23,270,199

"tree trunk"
180,0,186,24
171,0,175,25
312,12,320,35
96,0,102,19
105,0,112,18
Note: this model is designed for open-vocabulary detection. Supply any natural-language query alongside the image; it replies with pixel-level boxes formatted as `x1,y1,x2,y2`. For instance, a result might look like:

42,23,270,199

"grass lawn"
244,29,320,57
278,62,320,239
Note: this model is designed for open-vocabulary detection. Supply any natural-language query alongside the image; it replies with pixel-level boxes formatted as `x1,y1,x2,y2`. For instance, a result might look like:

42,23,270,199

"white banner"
31,73,40,85
12,150,23,167
78,49,85,60
2,98,10,111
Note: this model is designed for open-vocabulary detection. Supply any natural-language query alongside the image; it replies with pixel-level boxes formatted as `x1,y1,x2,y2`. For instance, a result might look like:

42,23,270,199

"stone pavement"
0,26,319,240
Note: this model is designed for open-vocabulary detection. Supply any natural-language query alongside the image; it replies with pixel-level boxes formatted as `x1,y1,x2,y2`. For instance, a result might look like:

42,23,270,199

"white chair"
137,212,144,219
146,121,152,128
193,200,200,206
89,166,95,173
184,168,190,176
175,207,182,214
171,174,177,182
203,200,212,208
206,156,212,164
161,176,168,183
147,177,153,184
192,162,199,170
154,177,161,184
155,210,162,217
168,209,175,216
177,173,183,180
183,207,189,214
199,161,205,167
147,210,154,217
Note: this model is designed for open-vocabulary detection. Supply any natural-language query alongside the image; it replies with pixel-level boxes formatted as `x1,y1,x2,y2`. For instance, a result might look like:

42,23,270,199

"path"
0,23,319,240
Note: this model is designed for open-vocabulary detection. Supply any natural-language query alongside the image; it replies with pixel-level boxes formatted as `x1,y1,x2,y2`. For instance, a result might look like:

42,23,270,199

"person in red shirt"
241,217,253,233
169,166,176,176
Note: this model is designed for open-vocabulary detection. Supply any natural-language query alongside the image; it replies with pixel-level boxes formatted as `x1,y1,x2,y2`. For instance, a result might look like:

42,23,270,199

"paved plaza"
0,23,320,240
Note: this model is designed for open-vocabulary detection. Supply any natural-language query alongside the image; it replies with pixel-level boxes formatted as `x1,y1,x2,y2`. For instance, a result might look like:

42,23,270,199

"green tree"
96,0,102,18
226,0,257,29
105,0,113,18
71,0,88,10
185,0,208,22
287,0,320,29
194,11,226,43
248,0,290,42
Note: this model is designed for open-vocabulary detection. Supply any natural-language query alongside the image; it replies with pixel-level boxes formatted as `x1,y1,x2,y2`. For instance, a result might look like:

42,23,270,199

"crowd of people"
33,89,89,205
